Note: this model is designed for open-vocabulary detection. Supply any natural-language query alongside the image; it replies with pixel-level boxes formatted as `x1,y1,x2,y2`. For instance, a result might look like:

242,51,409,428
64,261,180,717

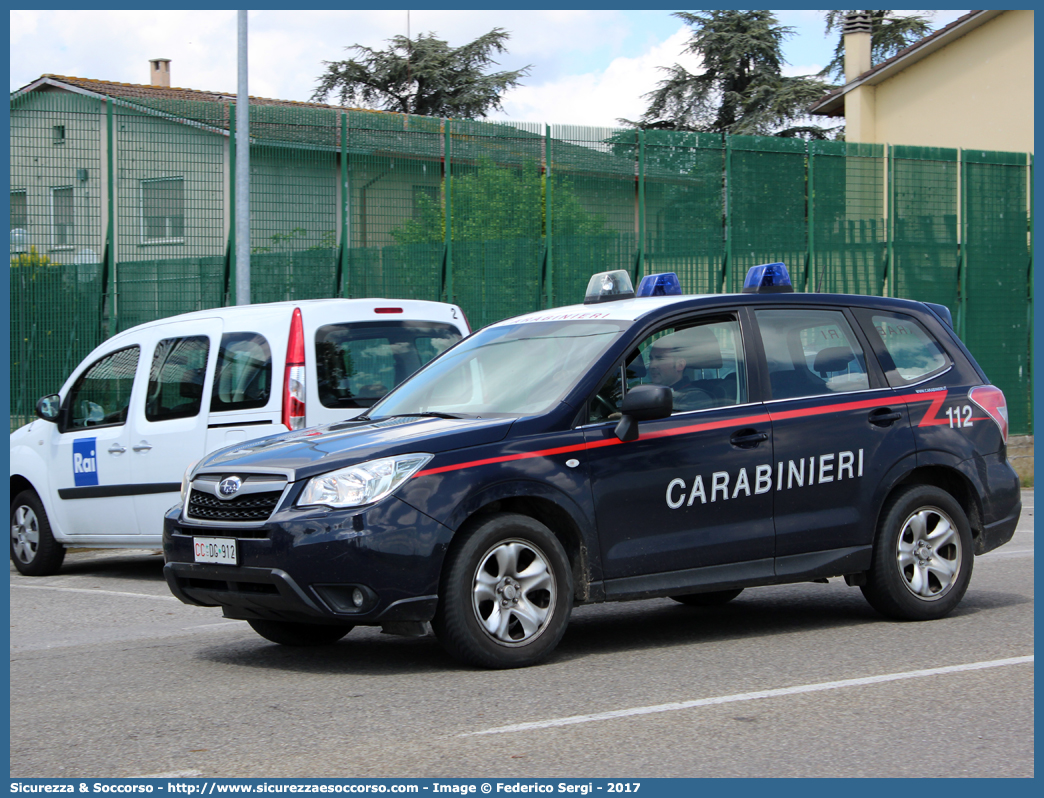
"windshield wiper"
377,411,463,420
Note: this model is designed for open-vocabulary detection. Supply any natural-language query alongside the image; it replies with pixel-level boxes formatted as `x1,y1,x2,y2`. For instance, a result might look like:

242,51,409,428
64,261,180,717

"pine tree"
311,28,530,118
633,10,838,139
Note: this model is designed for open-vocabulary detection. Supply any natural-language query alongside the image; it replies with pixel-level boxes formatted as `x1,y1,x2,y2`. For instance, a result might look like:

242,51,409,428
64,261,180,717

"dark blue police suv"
163,264,1021,668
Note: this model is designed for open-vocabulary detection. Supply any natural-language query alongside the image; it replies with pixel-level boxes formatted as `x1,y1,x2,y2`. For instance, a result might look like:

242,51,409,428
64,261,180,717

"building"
809,10,1034,153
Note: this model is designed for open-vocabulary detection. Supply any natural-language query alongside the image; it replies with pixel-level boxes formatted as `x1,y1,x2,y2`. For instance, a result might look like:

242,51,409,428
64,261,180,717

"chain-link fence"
9,91,1033,433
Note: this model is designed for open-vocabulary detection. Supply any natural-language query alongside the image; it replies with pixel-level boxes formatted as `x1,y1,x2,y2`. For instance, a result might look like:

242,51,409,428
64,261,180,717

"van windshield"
367,320,625,419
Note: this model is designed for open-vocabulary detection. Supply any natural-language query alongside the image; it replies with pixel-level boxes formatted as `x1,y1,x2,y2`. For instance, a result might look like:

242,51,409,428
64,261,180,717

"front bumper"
162,494,453,625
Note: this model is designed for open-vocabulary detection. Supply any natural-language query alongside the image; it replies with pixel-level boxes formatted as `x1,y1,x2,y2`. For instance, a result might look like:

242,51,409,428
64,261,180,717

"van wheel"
861,485,973,621
10,490,65,576
671,588,743,607
247,619,354,646
433,513,573,669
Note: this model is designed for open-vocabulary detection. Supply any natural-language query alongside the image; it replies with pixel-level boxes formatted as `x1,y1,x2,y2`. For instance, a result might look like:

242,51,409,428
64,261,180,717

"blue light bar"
742,262,794,294
584,270,635,304
636,272,682,298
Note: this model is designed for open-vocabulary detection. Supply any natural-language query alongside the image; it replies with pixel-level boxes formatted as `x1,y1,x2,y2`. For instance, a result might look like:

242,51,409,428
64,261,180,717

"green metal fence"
9,91,1034,433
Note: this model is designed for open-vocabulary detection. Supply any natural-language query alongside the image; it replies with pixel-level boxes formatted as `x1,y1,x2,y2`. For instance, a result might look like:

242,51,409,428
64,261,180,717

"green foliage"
633,10,839,139
10,246,52,269
252,228,337,254
311,28,530,118
820,11,934,82
390,159,609,244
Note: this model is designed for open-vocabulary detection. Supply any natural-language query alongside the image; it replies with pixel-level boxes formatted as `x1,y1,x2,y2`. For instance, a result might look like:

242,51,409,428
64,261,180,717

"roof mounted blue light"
742,262,794,294
636,272,683,298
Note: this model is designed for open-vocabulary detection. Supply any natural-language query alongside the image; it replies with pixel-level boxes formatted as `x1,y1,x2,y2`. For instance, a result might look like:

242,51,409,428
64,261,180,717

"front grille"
188,489,281,522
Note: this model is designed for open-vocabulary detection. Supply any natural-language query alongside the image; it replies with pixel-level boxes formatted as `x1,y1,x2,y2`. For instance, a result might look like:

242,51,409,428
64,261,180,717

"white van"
10,298,469,575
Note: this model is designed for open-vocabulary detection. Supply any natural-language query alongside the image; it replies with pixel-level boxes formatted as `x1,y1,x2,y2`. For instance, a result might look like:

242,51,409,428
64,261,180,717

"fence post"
807,143,816,292
105,98,118,334
1028,153,1034,435
635,128,645,286
957,149,968,339
225,111,236,306
338,111,349,298
722,134,732,293
544,123,553,309
885,143,894,297
442,119,453,303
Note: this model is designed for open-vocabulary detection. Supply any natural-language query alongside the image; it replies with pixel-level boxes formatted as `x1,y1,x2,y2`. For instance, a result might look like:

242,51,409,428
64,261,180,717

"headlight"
180,458,201,508
298,453,433,509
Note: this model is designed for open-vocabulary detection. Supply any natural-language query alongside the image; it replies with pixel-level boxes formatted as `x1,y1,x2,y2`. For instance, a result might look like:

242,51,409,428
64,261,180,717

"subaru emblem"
218,476,243,498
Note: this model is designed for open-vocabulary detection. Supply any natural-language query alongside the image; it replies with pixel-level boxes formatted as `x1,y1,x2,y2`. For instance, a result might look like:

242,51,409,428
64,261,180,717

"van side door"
129,318,223,539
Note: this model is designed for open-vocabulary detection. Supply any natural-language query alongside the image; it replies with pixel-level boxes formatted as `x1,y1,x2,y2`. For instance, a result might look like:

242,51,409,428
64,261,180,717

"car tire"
247,619,354,646
10,490,65,576
670,588,744,607
432,513,573,669
861,484,974,621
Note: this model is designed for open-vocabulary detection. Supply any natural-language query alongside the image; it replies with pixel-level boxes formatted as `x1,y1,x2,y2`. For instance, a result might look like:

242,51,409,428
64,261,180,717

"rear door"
750,306,915,575
307,302,467,425
129,317,223,538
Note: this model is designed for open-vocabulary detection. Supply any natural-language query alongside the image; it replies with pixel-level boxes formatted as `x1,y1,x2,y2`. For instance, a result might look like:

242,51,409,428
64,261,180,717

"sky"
9,9,969,129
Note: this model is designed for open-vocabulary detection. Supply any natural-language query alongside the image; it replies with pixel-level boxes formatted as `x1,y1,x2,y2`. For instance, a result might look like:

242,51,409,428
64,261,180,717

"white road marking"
462,655,1034,736
11,583,179,601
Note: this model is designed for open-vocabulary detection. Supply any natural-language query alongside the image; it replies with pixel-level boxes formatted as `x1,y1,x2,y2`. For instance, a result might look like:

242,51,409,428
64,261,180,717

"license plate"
193,537,238,565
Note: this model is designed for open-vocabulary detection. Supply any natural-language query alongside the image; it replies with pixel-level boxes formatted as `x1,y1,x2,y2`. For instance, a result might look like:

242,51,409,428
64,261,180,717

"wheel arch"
446,482,599,603
888,465,984,550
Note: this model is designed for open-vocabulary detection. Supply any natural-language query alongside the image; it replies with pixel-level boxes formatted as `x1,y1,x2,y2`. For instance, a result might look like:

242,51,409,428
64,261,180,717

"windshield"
367,320,625,419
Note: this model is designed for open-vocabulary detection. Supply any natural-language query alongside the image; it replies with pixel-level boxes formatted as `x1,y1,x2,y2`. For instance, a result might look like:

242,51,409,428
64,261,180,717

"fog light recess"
314,584,377,614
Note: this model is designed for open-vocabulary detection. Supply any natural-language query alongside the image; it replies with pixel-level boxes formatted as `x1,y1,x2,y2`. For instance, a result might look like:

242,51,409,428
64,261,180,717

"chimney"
842,12,873,83
149,58,171,88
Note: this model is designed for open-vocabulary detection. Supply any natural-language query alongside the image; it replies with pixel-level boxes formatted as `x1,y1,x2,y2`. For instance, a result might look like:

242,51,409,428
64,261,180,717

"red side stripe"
414,391,944,478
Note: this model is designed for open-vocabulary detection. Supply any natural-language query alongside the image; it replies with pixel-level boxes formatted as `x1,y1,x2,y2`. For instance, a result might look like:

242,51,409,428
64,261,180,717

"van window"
315,321,463,409
210,333,272,412
146,336,210,422
65,346,140,430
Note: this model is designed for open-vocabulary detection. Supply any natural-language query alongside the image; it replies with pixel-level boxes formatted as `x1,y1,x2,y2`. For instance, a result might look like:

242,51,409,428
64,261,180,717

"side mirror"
614,384,673,442
35,394,61,423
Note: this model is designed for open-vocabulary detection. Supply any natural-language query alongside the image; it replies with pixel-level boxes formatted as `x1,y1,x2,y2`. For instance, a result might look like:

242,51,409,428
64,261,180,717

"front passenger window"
588,318,745,422
65,346,140,430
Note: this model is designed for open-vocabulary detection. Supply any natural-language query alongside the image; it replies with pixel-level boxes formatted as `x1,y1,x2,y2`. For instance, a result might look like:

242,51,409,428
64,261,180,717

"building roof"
808,10,1003,117
16,73,356,112
12,73,679,181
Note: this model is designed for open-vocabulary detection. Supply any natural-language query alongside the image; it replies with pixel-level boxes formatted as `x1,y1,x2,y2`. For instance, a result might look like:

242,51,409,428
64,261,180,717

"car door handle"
107,443,126,455
869,408,902,427
132,441,153,452
730,429,769,448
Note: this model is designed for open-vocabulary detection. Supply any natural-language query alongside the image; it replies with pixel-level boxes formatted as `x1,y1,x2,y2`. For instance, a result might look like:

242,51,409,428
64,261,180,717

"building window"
51,186,74,247
141,177,185,242
11,190,28,253
52,125,66,145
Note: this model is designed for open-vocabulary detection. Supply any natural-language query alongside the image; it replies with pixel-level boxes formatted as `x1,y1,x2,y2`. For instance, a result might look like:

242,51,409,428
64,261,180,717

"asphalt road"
10,491,1034,778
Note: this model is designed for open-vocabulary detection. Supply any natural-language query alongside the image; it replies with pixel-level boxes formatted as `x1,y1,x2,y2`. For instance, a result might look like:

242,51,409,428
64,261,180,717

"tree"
391,159,607,245
819,11,934,82
632,10,838,139
311,28,530,118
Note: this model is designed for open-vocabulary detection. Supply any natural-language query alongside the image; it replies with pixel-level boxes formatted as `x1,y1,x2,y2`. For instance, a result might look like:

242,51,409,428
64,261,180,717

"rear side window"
65,346,140,430
210,333,272,412
316,321,463,409
755,309,870,400
146,336,210,422
867,312,949,386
